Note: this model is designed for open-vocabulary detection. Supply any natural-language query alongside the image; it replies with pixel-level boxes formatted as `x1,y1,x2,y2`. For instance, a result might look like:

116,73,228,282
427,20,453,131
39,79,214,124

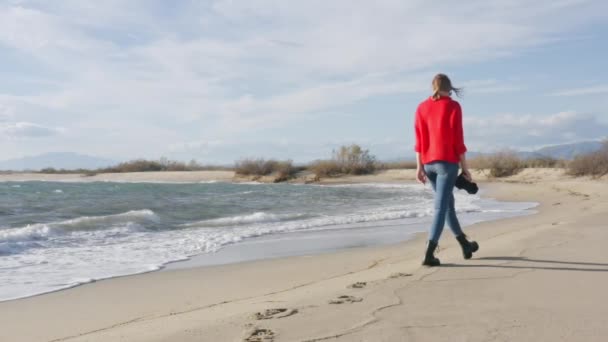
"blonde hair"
432,73,462,100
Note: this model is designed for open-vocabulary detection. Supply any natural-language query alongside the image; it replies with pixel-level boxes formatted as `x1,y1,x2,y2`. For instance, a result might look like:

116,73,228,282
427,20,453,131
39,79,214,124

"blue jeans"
424,161,464,243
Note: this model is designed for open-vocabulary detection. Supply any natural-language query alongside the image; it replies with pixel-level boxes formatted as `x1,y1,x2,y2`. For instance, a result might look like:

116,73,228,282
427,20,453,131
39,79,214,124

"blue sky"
1,0,608,163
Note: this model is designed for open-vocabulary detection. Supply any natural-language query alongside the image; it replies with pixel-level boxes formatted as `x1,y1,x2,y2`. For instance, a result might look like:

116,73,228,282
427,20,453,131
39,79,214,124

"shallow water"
0,181,535,301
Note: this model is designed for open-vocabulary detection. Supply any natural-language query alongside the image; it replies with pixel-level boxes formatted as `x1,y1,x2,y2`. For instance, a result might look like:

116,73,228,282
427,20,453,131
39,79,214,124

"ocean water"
0,181,536,301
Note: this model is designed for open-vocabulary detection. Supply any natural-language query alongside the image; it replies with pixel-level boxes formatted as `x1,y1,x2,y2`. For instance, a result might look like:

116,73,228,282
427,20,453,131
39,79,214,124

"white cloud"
0,122,63,138
464,111,608,151
213,75,429,131
549,85,608,96
0,104,16,121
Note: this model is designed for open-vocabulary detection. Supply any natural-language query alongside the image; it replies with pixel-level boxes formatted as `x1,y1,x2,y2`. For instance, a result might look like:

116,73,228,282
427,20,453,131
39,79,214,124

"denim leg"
424,162,459,243
426,169,438,192
446,193,464,236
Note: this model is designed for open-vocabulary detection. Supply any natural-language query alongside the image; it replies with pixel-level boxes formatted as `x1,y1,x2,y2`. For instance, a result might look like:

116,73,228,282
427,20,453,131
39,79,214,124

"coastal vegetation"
234,145,377,181
469,151,570,178
309,144,377,178
467,140,607,179
567,140,608,178
469,151,525,178
234,159,300,182
38,158,231,175
8,141,608,181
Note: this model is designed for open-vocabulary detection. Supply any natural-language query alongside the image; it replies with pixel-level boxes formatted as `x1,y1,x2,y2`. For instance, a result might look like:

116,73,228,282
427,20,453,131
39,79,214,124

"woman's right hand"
416,168,427,184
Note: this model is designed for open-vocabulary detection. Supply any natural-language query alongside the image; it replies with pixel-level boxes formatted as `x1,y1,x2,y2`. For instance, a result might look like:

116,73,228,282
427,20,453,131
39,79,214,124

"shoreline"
0,179,536,303
1,170,607,341
0,167,589,185
0,168,428,184
161,191,537,272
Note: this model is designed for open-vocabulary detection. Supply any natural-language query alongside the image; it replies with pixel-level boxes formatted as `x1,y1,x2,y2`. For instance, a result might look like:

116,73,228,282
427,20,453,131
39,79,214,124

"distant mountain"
532,141,604,160
385,141,604,162
0,152,116,171
504,141,603,160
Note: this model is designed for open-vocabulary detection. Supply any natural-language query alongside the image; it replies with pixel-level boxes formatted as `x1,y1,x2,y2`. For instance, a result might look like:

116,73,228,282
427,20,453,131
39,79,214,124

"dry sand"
1,169,607,341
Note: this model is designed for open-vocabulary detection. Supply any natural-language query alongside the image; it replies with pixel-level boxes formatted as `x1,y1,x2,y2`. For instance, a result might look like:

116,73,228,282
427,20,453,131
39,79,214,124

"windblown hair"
432,73,463,100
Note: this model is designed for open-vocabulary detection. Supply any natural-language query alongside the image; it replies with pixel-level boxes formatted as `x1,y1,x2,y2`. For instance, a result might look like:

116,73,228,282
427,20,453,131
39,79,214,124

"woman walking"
414,74,479,266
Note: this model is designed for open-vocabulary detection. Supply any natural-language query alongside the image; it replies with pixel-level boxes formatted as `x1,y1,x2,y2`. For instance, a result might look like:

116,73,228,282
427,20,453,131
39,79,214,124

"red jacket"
414,96,467,164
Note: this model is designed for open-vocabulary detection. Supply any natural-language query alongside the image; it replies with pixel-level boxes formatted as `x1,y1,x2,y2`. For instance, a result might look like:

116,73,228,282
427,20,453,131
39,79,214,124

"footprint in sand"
329,295,363,304
348,281,367,289
389,272,412,279
254,308,298,320
244,328,275,342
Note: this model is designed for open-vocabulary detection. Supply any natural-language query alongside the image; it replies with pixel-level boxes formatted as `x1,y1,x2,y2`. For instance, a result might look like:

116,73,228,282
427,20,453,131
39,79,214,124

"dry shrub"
235,158,297,181
310,144,376,178
469,151,524,178
34,158,233,174
102,160,164,173
39,167,59,173
523,156,564,168
273,161,299,182
567,141,608,178
309,160,342,178
234,159,274,176
100,158,233,173
39,167,99,174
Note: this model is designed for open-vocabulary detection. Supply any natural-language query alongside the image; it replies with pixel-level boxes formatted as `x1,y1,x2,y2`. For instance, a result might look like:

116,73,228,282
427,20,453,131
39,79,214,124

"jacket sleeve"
414,107,422,152
453,103,467,156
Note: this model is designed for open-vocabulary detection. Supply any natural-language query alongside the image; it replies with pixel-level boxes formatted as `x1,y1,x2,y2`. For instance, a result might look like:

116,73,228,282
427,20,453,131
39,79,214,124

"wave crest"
0,209,159,244
182,212,305,228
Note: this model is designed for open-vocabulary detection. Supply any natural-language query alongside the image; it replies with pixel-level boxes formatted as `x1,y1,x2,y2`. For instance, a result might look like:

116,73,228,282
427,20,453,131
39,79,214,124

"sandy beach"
1,169,607,342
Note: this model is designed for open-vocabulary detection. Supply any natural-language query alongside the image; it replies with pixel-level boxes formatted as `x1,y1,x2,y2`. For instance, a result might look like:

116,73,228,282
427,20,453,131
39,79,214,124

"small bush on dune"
469,151,524,178
186,160,232,171
271,160,299,182
99,158,234,173
235,158,297,181
38,167,97,174
310,144,377,178
336,145,376,175
33,158,233,174
470,153,568,177
567,141,608,178
234,159,274,176
523,156,564,168
39,167,58,173
102,159,164,173
309,160,342,178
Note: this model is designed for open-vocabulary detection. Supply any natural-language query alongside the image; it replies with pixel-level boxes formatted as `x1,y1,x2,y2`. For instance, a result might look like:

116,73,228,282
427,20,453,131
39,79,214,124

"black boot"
422,241,440,267
456,234,479,260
